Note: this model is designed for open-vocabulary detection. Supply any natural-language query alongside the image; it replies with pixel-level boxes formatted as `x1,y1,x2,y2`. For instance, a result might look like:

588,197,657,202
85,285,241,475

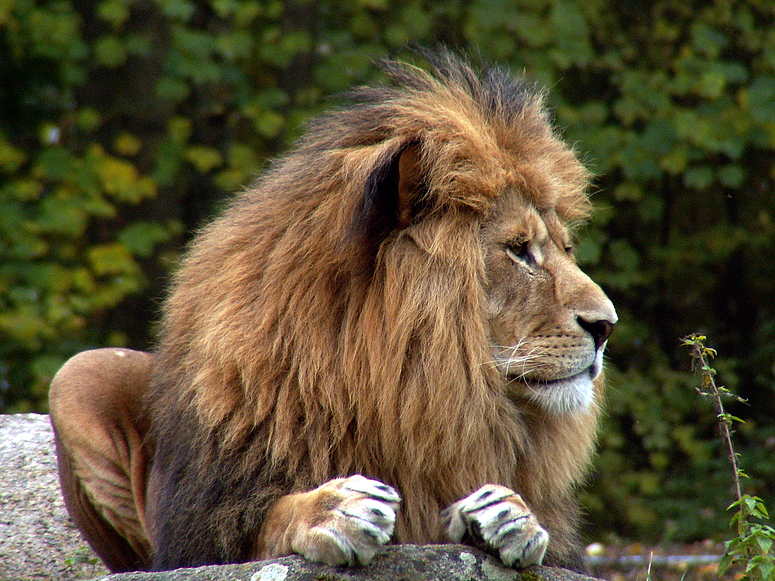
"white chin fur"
526,373,596,415
519,347,605,415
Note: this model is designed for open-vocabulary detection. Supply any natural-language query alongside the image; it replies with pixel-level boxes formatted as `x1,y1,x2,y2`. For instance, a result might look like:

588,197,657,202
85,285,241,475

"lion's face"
481,190,617,415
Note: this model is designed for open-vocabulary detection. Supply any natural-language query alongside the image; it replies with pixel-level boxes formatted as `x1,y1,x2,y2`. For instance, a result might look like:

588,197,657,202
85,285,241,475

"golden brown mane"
146,52,600,569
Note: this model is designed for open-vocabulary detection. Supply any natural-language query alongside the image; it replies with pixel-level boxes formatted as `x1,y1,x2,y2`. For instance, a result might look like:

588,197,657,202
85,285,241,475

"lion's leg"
255,475,401,566
441,485,549,568
49,348,154,572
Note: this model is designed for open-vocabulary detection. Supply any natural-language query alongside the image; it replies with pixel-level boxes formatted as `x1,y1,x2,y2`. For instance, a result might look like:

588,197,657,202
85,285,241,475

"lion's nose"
577,315,616,349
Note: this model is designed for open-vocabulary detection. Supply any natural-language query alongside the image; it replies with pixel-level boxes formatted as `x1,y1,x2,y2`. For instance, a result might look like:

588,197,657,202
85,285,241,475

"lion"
49,52,616,574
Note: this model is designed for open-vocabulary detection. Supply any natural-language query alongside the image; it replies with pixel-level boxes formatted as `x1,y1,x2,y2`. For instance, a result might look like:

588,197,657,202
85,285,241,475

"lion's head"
482,190,616,416
149,52,616,569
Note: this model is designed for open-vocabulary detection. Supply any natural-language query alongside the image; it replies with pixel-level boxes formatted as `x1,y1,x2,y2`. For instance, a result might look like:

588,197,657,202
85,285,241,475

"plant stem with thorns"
683,334,743,517
682,333,775,581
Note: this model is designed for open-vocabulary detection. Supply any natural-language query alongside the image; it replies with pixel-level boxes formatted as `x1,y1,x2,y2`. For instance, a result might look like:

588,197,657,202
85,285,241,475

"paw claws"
459,484,516,513
342,475,401,504
443,484,549,569
295,475,400,567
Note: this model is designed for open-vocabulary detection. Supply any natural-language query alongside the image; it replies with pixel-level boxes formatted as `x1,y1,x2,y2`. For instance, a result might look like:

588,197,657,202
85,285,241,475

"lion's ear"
395,142,423,229
354,141,424,249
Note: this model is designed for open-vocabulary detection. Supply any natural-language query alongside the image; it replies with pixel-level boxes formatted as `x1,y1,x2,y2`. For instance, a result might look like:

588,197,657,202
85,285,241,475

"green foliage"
1,0,774,546
684,334,775,581
723,497,775,580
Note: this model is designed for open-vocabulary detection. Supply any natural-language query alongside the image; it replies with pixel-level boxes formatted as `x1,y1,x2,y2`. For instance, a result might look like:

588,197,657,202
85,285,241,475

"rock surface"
0,413,602,581
97,545,601,581
0,413,109,581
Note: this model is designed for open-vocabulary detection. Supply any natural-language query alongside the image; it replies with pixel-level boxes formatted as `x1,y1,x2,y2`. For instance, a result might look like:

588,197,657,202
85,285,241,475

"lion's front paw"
442,484,548,568
292,475,401,566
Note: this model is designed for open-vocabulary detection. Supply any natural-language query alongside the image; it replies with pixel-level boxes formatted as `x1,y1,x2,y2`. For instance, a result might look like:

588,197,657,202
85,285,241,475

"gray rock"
96,545,601,581
0,413,602,581
0,413,108,581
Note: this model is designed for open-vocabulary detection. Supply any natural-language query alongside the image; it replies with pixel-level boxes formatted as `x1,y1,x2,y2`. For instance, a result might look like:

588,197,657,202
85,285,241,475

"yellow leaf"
185,146,223,172
114,133,143,157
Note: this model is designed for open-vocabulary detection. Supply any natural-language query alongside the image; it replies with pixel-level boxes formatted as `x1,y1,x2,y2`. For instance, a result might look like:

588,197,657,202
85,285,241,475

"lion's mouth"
519,357,602,389
504,350,605,415
506,351,603,385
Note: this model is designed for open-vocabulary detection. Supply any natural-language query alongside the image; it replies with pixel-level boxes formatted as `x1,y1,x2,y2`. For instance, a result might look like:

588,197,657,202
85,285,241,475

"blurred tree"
1,0,773,545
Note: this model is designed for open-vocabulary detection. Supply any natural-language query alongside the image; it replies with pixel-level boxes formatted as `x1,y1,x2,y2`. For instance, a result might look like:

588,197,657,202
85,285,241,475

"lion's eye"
506,241,530,264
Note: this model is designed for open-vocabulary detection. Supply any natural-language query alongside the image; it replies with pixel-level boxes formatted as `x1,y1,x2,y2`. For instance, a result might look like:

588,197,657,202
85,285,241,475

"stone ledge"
98,545,601,581
0,413,601,581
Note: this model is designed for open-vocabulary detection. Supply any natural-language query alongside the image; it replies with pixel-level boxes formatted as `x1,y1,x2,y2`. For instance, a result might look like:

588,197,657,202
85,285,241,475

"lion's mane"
146,53,599,571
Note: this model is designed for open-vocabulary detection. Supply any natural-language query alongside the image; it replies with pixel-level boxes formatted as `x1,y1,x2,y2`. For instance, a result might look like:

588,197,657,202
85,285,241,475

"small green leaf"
31,354,66,383
156,77,190,102
118,221,181,257
76,108,102,132
35,147,74,180
233,1,262,27
0,139,27,172
157,0,196,21
87,243,140,276
755,535,773,555
94,35,127,67
125,33,152,56
6,179,42,201
97,0,130,27
37,195,89,237
691,22,728,58
614,183,642,201
683,166,714,190
114,133,142,157
184,146,223,172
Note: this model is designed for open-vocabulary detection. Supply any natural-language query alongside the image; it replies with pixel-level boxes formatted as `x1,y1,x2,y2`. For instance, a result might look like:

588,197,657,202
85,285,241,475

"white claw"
442,484,549,568
294,475,401,567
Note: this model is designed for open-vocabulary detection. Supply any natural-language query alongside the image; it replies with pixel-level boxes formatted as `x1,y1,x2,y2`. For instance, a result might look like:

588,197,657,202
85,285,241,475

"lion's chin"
522,371,597,415
509,349,605,416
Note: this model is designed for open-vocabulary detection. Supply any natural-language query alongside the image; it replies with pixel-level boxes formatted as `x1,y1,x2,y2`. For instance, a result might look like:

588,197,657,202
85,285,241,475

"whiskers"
492,340,547,380
489,339,602,415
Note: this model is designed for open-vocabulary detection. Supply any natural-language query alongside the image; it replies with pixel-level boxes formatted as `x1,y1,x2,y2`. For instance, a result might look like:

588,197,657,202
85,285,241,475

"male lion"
49,52,616,574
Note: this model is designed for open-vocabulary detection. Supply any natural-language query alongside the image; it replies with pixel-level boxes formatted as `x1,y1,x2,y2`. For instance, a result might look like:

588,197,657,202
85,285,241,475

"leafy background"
1,0,774,548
